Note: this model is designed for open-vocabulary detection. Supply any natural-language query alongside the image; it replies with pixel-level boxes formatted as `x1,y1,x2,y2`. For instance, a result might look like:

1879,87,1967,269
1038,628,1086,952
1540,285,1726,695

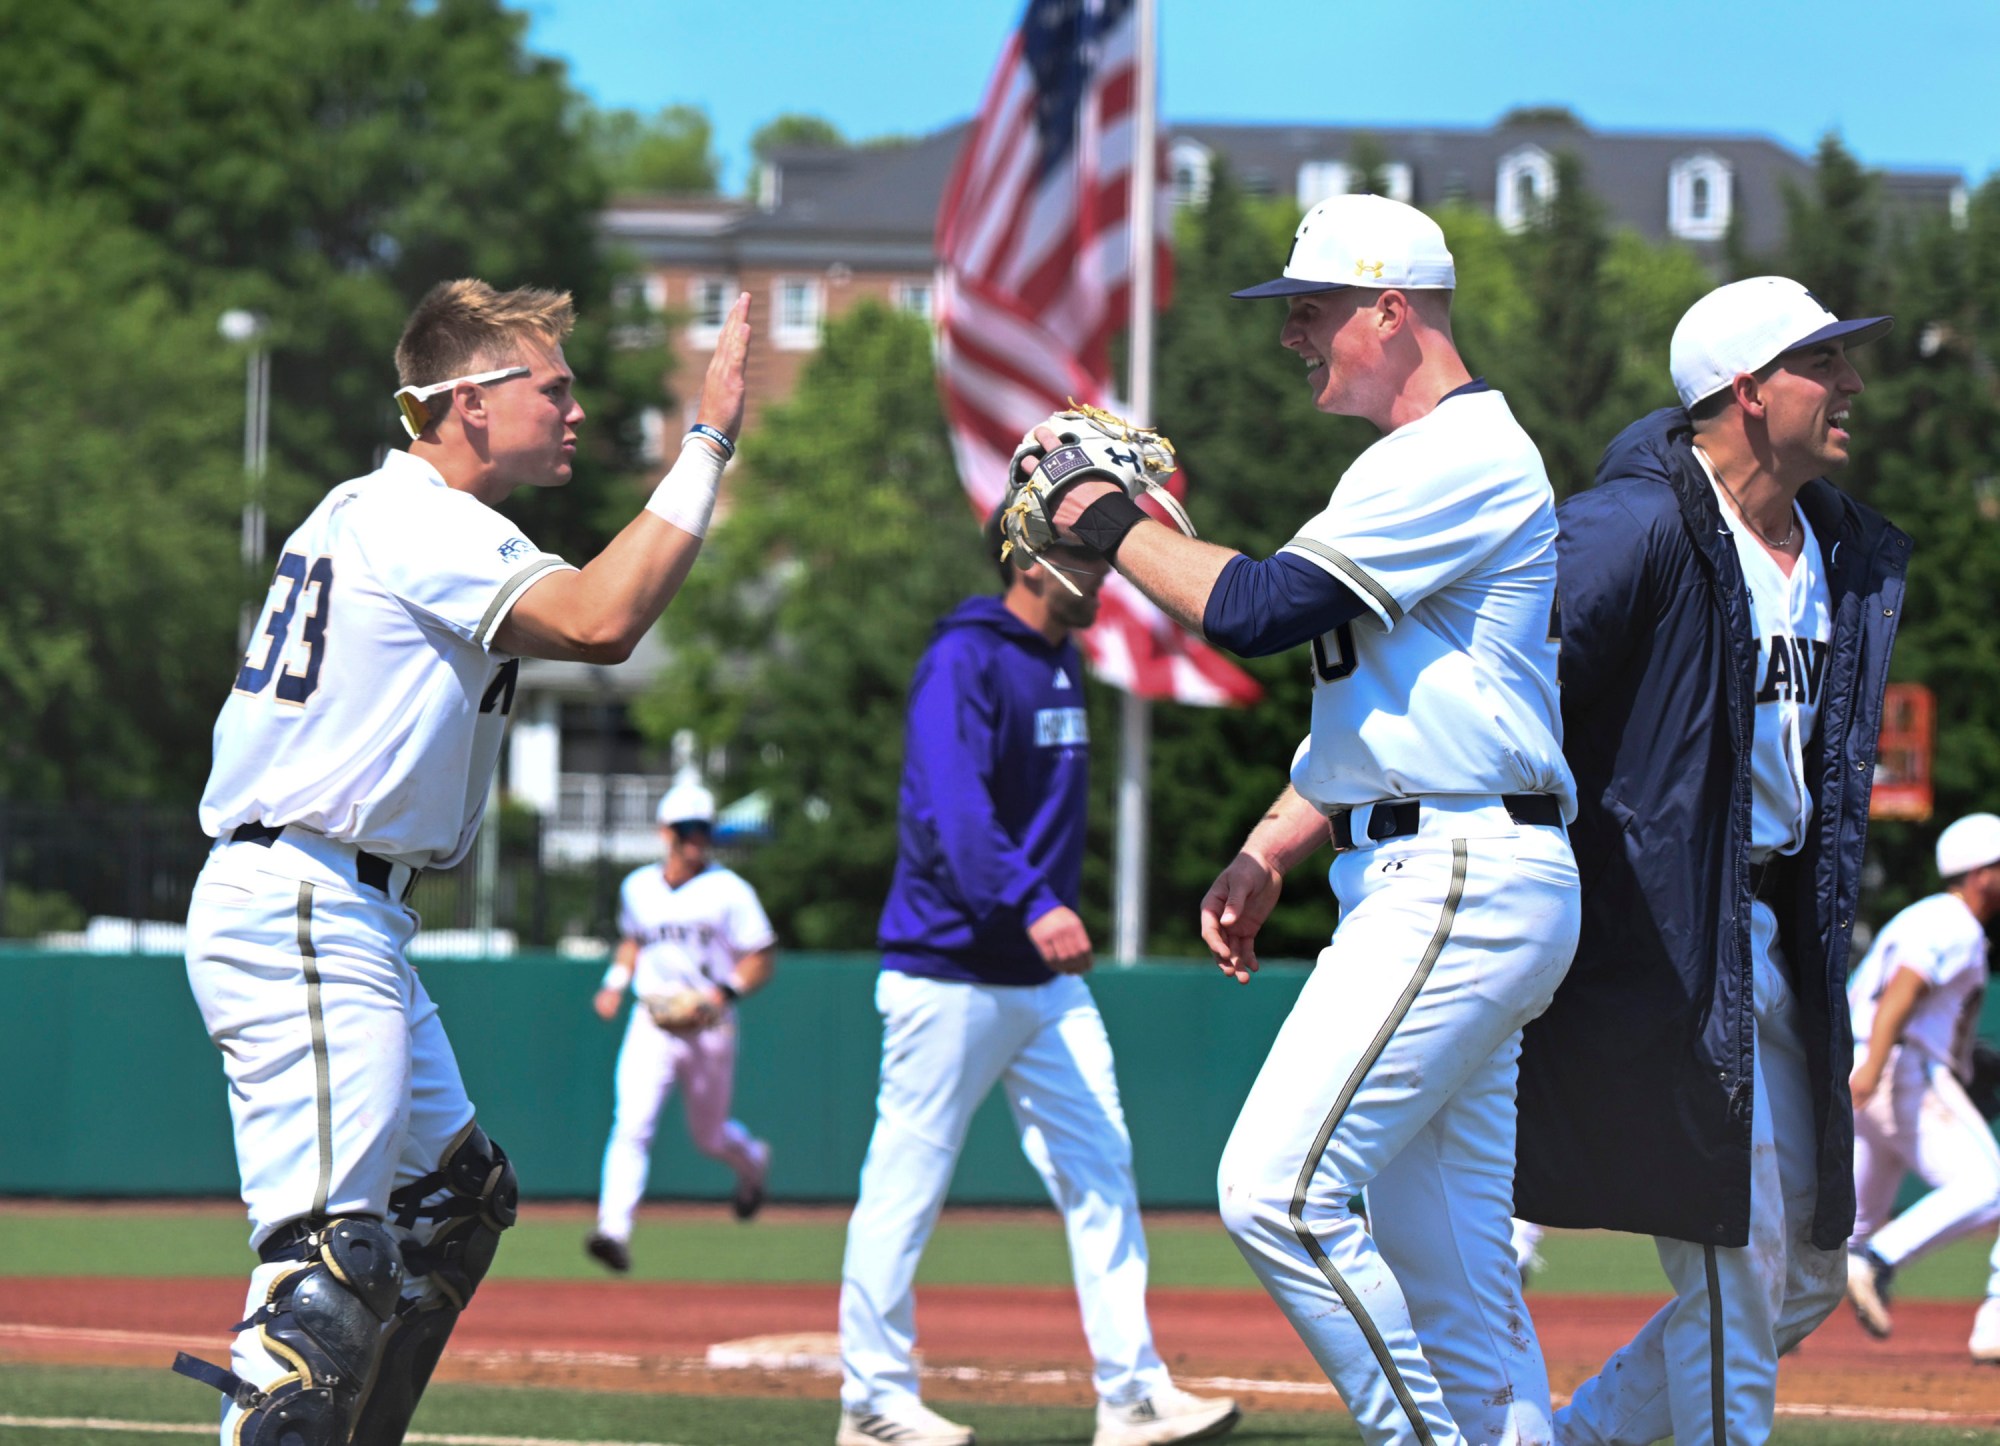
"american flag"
934,0,1260,707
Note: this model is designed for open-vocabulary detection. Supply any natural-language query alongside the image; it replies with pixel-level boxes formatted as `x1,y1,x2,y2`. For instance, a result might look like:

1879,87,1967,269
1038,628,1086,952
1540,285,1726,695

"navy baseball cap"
1232,193,1456,299
1670,277,1892,409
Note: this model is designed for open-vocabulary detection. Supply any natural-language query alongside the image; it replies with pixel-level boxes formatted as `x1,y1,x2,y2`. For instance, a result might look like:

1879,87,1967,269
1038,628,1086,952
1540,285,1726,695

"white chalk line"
0,1420,700,1446
4,1320,1995,1429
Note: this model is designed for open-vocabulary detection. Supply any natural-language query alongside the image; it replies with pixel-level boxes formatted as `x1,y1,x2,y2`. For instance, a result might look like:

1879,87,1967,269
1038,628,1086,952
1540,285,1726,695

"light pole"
218,309,270,650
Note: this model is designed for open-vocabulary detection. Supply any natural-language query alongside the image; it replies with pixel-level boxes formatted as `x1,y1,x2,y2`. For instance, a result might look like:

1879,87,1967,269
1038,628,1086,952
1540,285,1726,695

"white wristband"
600,962,634,992
644,435,727,539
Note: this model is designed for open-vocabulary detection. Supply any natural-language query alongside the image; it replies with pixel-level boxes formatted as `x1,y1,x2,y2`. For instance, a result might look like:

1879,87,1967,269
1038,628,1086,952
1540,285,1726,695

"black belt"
1328,794,1563,852
1753,853,1794,905
230,822,419,900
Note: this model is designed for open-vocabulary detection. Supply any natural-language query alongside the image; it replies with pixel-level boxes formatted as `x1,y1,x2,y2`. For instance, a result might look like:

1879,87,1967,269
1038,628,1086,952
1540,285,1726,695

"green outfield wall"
0,950,1315,1209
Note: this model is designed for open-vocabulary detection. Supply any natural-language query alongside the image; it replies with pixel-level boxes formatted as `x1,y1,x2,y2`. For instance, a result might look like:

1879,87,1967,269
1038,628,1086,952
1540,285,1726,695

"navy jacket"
1515,408,1910,1251
876,596,1089,985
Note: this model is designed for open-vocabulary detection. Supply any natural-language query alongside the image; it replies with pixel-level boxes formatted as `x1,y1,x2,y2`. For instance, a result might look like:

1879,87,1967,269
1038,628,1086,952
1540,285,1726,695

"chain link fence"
0,802,632,952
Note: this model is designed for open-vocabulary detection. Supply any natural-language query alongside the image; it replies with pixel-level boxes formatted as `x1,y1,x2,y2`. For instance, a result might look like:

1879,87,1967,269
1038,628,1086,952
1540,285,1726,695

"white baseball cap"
1669,276,1892,410
656,781,716,828
1232,193,1456,299
1937,812,2000,879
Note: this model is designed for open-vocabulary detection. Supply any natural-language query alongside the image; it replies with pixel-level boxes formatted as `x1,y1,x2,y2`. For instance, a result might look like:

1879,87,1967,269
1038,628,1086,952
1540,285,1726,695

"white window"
774,275,824,349
1170,139,1213,208
613,274,670,315
638,406,668,464
894,280,934,320
1297,160,1352,209
685,276,734,344
1667,154,1733,241
1496,146,1555,232
1378,162,1415,204
1951,183,1970,231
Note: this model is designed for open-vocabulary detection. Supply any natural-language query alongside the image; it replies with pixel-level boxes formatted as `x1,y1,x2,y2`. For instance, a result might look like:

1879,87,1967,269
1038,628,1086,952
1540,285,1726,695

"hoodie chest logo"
1035,707,1089,747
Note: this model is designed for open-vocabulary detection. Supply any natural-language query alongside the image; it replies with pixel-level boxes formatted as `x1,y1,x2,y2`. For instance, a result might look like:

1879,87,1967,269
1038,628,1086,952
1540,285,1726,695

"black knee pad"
389,1120,519,1307
349,1123,519,1446
172,1216,402,1446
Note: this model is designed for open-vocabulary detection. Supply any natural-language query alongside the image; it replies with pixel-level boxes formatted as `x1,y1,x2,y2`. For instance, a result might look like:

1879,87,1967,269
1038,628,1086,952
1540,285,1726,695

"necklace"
1697,446,1797,551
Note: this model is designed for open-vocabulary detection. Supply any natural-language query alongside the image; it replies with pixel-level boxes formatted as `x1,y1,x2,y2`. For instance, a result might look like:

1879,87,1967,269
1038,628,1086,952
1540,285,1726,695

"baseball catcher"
997,403,1194,593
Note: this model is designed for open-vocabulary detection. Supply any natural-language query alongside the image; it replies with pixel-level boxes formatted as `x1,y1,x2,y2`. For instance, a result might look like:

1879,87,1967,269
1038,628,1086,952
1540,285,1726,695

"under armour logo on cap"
1232,193,1456,299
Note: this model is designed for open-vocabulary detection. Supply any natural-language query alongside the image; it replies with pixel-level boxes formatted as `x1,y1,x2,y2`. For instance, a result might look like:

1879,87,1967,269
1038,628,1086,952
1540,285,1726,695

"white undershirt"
1694,449,1832,862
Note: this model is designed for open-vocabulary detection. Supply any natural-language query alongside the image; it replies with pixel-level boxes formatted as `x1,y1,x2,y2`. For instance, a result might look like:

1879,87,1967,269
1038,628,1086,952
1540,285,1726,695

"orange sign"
1871,682,1935,821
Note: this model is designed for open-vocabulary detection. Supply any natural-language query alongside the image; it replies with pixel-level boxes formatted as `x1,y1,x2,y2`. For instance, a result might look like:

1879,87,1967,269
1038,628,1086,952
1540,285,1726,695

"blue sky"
521,1,1999,193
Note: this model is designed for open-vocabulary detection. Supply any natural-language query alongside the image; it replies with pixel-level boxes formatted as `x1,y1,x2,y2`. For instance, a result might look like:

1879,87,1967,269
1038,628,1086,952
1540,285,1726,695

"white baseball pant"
1852,1045,2000,1295
838,969,1171,1412
1219,804,1580,1446
596,1008,766,1241
184,837,478,1443
185,839,476,1245
1557,901,1846,1446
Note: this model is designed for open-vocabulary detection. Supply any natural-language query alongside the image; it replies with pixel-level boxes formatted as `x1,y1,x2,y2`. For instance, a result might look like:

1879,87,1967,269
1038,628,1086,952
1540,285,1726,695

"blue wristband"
687,423,735,460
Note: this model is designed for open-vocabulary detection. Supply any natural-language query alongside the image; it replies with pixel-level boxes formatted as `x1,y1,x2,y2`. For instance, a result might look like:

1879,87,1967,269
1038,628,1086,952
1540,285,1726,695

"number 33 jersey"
199,450,575,869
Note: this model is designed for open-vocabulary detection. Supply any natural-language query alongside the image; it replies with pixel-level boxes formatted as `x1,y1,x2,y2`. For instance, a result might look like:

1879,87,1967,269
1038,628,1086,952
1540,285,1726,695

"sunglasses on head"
392,366,530,440
668,819,714,838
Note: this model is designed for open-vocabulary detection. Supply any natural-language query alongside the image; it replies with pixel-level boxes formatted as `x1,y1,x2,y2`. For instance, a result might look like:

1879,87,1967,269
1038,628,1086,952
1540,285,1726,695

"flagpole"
1112,0,1159,966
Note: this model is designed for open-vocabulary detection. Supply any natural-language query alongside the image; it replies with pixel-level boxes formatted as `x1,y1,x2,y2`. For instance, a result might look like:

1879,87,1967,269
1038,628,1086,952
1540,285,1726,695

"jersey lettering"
236,552,335,703
1311,622,1358,683
1757,636,1826,705
639,920,718,949
480,657,519,716
1035,707,1089,746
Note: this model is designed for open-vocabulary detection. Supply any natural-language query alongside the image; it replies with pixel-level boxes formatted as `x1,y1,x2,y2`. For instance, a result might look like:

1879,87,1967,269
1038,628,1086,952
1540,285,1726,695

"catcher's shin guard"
350,1121,518,1446
172,1216,402,1446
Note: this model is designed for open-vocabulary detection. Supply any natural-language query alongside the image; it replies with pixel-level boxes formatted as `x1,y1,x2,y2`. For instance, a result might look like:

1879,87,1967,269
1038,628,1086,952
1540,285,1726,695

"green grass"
3,1200,2000,1304
1,1364,1996,1445
0,1362,1355,1445
4,1204,1995,1300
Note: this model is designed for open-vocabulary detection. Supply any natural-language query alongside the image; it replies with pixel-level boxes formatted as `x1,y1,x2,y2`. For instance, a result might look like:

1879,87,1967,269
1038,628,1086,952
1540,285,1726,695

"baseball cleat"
1092,1386,1241,1446
584,1231,631,1275
836,1400,975,1445
1845,1247,1894,1339
1970,1296,2000,1364
734,1139,772,1221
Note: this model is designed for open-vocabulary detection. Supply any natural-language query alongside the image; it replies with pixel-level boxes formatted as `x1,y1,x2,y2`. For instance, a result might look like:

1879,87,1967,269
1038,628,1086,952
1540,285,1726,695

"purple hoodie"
876,595,1090,985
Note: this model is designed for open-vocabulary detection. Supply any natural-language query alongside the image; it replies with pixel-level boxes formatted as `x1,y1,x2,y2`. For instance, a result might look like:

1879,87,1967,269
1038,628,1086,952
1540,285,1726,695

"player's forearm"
495,510,704,663
729,948,775,996
1110,521,1239,635
1866,968,1930,1063
1239,786,1327,877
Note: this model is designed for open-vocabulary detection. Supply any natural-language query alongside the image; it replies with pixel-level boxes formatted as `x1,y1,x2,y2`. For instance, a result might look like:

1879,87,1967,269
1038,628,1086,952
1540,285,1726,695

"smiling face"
1280,289,1391,417
1757,340,1864,478
478,338,585,490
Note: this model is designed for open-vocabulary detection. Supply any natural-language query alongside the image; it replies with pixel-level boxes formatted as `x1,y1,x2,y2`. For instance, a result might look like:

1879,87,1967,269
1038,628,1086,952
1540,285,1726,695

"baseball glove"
998,402,1194,594
643,987,719,1036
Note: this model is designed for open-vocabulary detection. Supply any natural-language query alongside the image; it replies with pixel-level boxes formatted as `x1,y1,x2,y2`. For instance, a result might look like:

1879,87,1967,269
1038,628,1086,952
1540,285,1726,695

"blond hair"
394,279,576,387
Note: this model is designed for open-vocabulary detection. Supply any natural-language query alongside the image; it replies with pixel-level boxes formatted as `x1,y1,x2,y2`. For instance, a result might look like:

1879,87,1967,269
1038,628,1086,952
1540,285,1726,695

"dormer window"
1496,146,1555,231
1297,160,1352,209
1171,139,1213,208
1668,154,1732,241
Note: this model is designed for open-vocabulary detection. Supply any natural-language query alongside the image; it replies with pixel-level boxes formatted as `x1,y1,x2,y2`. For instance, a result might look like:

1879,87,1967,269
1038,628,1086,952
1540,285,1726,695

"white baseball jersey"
1700,454,1832,861
1279,388,1574,816
199,450,572,869
620,864,776,997
1849,892,1989,1076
